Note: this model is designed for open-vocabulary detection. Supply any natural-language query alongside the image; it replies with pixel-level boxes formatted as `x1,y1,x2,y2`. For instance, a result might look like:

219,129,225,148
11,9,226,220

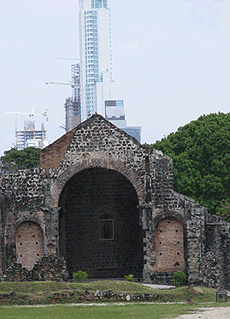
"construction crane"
7,106,48,132
55,57,79,61
7,106,48,119
46,81,74,87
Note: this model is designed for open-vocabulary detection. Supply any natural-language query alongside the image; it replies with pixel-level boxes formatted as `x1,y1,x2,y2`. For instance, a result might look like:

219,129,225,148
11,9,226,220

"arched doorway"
15,221,44,270
59,167,143,278
154,217,184,272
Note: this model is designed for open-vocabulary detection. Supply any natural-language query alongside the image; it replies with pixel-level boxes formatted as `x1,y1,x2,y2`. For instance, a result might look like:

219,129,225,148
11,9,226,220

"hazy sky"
0,0,229,156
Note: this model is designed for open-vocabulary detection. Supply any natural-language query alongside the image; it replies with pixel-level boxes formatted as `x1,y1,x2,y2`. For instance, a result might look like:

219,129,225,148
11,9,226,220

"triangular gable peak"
40,113,146,173
46,114,155,207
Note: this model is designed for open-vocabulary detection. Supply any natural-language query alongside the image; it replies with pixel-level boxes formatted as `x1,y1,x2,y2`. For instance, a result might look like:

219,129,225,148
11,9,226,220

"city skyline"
0,0,229,155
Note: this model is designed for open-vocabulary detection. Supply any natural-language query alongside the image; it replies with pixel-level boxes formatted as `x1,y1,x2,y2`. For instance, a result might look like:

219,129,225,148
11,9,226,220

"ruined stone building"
1,114,230,287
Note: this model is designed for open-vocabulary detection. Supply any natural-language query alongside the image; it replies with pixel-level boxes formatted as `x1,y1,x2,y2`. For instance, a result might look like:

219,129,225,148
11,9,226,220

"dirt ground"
177,306,230,319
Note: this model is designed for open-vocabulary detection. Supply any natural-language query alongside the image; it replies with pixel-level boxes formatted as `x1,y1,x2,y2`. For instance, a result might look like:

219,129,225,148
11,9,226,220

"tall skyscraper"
79,0,114,121
65,0,141,142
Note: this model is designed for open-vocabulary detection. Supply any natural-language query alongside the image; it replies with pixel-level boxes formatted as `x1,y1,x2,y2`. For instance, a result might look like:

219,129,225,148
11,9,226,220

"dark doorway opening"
59,167,143,278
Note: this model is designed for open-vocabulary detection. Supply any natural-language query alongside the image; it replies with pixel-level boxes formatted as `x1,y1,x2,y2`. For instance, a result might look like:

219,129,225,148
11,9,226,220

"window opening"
99,214,114,240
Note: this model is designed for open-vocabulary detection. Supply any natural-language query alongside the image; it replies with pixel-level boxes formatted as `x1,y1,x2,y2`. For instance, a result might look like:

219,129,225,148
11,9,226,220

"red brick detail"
40,127,78,173
153,217,184,272
51,158,145,207
15,222,44,270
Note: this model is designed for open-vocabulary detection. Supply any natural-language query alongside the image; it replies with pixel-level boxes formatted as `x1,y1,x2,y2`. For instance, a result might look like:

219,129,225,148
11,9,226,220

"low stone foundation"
3,255,67,282
150,271,176,285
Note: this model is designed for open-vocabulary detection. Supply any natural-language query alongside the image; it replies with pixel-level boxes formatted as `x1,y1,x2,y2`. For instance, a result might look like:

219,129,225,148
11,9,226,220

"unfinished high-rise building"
16,121,49,150
65,64,81,133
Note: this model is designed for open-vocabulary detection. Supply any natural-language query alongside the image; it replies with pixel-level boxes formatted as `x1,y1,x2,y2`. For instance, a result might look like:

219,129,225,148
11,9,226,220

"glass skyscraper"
77,0,141,142
79,0,114,121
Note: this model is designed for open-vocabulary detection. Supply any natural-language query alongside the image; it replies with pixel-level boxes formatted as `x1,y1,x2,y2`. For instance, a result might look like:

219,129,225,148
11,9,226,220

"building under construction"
65,64,81,132
16,121,48,150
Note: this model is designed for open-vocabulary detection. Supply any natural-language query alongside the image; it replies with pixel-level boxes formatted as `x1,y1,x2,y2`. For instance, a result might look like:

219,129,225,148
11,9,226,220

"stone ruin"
0,114,230,287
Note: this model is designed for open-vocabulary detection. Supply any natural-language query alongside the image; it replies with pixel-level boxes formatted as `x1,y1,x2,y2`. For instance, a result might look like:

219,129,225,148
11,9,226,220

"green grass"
0,303,199,319
0,281,228,319
0,281,218,305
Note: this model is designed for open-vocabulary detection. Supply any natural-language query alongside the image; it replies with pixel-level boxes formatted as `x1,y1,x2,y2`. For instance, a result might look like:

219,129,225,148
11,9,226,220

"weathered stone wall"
47,115,159,207
0,114,230,288
201,213,230,289
0,168,54,272
3,255,66,282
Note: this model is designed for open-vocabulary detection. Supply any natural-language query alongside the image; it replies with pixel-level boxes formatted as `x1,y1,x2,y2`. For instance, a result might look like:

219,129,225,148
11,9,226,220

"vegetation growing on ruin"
73,271,88,281
150,112,230,217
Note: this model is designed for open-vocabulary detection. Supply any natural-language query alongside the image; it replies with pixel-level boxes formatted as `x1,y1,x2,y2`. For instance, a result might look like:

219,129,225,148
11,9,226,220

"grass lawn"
0,303,199,319
0,281,218,305
0,281,226,318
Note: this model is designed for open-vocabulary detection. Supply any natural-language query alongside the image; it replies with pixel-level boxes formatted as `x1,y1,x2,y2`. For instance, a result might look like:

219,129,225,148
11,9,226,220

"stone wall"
201,214,230,289
3,255,66,282
0,114,230,288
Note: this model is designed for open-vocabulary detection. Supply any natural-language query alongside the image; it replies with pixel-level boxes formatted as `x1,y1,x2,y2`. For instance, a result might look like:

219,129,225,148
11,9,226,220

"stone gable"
0,114,230,288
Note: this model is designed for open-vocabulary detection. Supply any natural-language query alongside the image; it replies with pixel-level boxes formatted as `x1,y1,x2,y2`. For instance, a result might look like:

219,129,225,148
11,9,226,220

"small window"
99,214,114,241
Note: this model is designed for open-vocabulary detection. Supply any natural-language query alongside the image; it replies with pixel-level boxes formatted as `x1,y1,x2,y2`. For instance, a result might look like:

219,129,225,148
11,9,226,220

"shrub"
124,274,134,282
73,271,88,281
172,271,186,287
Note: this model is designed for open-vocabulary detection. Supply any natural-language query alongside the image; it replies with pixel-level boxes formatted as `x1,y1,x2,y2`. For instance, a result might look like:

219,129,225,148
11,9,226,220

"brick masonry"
154,217,184,272
0,114,230,288
15,221,44,270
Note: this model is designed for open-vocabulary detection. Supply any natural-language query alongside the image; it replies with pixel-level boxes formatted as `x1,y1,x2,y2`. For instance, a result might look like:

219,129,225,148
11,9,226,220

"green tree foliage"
0,147,40,173
150,113,230,216
216,200,230,222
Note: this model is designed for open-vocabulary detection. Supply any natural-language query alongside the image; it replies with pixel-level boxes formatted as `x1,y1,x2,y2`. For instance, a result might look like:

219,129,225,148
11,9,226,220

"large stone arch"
152,212,188,273
58,166,144,278
51,157,145,208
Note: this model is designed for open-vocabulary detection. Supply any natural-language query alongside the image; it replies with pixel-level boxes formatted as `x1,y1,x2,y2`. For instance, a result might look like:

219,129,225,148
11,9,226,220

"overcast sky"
0,0,229,156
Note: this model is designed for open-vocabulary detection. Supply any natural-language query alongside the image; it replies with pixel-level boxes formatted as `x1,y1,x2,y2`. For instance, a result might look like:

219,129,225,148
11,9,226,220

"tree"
216,200,230,222
0,147,40,174
150,112,230,215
